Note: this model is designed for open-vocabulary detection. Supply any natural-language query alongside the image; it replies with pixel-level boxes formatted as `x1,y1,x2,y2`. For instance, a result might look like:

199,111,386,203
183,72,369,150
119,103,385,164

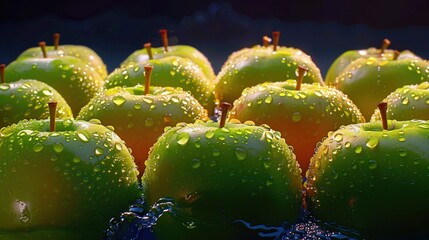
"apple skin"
121,45,216,81
0,79,73,128
328,57,429,120
230,80,365,172
215,46,324,105
77,85,208,175
5,56,104,116
0,118,141,239
141,120,303,239
305,120,429,236
104,57,216,115
17,45,108,79
325,48,420,84
371,82,429,121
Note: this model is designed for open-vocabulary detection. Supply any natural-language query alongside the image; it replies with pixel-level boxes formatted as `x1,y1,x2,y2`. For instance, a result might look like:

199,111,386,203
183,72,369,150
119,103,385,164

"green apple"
0,103,141,240
328,55,429,120
305,103,429,236
104,57,216,115
16,33,108,79
5,41,104,116
371,81,429,121
121,29,215,81
215,31,324,106
230,66,364,173
141,103,303,239
78,65,208,176
325,39,421,84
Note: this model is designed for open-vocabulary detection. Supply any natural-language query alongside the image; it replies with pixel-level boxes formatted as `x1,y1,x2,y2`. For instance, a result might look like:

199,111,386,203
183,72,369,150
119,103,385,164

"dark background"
2,0,429,76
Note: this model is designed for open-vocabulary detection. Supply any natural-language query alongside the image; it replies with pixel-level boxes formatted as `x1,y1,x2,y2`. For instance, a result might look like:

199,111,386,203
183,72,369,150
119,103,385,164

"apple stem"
296,66,308,91
39,41,47,58
393,50,400,60
49,102,57,132
219,102,231,128
159,29,169,52
144,65,153,95
53,33,60,50
378,102,388,130
0,64,5,84
144,43,154,60
380,38,391,54
272,31,280,51
263,36,271,47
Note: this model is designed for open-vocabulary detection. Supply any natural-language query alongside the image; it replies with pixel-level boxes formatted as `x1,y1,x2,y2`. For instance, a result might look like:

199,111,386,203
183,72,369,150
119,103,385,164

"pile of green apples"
2,29,429,240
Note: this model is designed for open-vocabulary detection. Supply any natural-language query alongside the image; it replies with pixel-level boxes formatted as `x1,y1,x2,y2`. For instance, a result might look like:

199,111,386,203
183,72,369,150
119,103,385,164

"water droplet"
292,112,302,122
344,141,351,148
53,143,64,153
77,132,89,142
399,149,407,157
334,133,343,142
0,85,10,91
398,136,406,142
115,143,123,151
265,95,273,104
177,132,190,146
368,160,378,169
418,123,429,129
95,147,104,156
73,156,81,163
402,97,409,105
145,118,154,127
33,143,44,152
191,159,201,169
205,130,215,139
235,148,247,160
212,149,220,157
42,89,53,96
366,137,379,149
354,145,362,154
112,96,126,106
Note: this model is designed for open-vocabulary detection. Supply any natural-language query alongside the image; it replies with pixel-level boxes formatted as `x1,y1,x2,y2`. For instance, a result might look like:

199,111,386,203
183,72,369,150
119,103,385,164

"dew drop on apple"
95,147,104,156
53,142,64,153
145,118,154,127
354,145,363,154
51,155,58,162
265,95,273,104
398,136,406,142
418,123,429,129
3,104,12,111
366,137,379,149
73,156,81,163
177,132,190,146
235,148,247,161
32,143,44,152
205,130,215,139
334,133,343,142
112,96,126,106
0,85,10,91
77,131,89,142
368,160,378,169
191,158,201,169
399,149,408,157
212,148,220,157
292,112,302,122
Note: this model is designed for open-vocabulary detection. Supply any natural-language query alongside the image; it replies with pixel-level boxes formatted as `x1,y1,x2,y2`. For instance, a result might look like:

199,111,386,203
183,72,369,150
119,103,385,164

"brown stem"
296,66,308,90
377,102,388,130
219,102,231,128
0,64,5,84
144,65,153,95
272,31,280,51
49,102,57,132
39,41,47,58
263,36,271,47
159,29,169,52
144,43,154,60
393,50,400,60
380,38,391,54
53,33,60,50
